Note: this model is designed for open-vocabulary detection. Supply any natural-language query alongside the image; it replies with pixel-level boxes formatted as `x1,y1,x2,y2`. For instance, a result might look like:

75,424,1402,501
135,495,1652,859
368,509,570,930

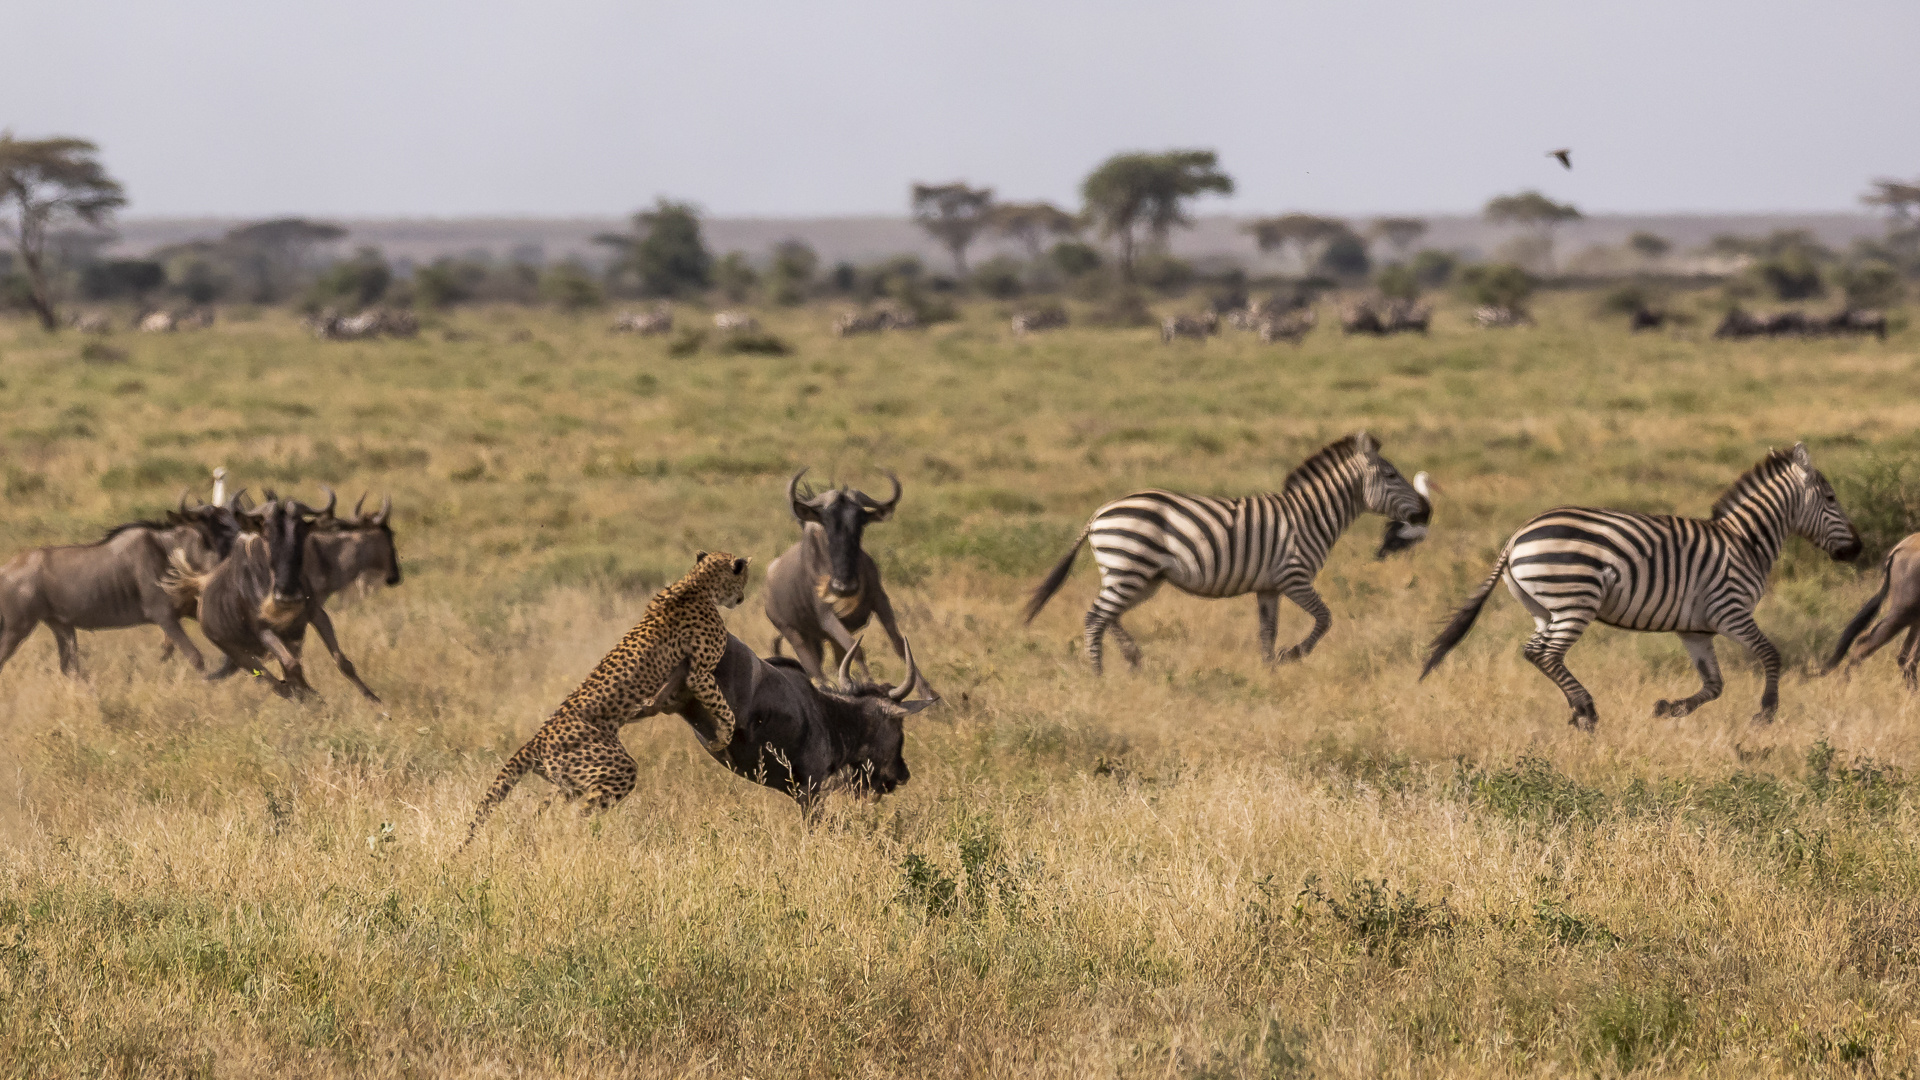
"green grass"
1,294,1919,1076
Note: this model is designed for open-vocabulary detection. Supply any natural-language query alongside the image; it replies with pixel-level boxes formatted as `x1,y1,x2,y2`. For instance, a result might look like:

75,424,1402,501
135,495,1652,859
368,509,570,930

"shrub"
666,329,706,357
80,259,165,301
1133,253,1194,294
970,256,1025,299
1754,249,1825,301
1834,260,1902,309
309,247,392,308
1316,232,1371,279
412,260,478,308
539,263,603,311
1835,454,1920,562
1296,875,1456,966
712,251,757,303
1049,240,1102,278
766,240,818,306
1599,282,1659,315
1457,263,1536,309
715,331,791,356
1410,249,1457,287
1375,264,1419,301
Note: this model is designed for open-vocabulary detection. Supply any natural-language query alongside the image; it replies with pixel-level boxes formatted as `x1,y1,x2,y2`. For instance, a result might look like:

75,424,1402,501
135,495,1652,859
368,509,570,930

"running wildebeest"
178,491,398,700
765,469,938,698
634,633,936,814
165,496,328,700
1825,532,1920,688
0,494,243,680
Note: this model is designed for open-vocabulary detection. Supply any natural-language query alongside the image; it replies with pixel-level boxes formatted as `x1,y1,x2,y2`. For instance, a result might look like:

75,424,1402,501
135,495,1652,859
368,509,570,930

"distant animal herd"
5,427,1915,836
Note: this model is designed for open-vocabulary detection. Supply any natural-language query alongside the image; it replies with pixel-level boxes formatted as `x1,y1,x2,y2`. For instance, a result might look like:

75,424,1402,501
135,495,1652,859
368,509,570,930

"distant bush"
766,240,818,306
712,251,757,303
1836,454,1920,563
539,263,604,311
1133,253,1194,294
970,256,1026,299
1085,291,1156,328
1374,264,1419,301
412,259,479,309
716,331,792,356
1834,260,1902,309
1050,240,1102,278
1755,249,1825,301
1458,262,1536,309
1409,249,1457,288
309,247,392,309
1316,232,1371,279
80,259,165,301
1599,282,1660,315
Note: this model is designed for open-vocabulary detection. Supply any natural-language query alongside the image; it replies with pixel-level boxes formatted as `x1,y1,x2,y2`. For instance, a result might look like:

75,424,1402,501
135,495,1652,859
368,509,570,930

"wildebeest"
612,307,673,335
178,492,399,699
764,468,938,698
1382,300,1431,334
1629,307,1668,332
0,495,243,680
1257,307,1317,345
1011,305,1068,335
1825,532,1920,687
165,496,327,700
1161,312,1218,343
1340,303,1386,335
310,308,418,341
635,633,936,813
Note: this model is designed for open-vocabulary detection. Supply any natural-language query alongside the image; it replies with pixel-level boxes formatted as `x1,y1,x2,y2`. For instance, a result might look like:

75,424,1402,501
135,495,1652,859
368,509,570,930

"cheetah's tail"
461,740,539,849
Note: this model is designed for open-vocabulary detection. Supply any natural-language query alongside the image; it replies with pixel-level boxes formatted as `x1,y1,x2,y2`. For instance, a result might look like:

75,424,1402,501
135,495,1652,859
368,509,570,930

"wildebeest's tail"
162,549,210,615
1421,546,1511,680
462,739,541,848
1824,550,1895,673
1024,524,1091,624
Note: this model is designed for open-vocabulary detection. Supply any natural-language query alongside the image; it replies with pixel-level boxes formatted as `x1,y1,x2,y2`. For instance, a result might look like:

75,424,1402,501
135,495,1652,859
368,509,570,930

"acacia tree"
988,201,1078,263
1369,217,1428,261
223,218,347,303
1245,214,1350,273
0,134,126,330
911,183,995,275
1483,190,1581,272
1863,178,1920,224
1081,150,1233,283
595,198,712,297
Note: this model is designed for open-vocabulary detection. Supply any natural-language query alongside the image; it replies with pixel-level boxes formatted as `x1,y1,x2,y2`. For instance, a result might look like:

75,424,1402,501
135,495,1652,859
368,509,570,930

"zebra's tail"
1421,545,1511,680
1024,524,1092,624
1823,550,1895,673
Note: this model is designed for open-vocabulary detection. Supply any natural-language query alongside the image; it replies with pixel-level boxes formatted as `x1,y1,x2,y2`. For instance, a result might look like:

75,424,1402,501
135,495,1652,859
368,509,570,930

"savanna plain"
3,296,1920,1078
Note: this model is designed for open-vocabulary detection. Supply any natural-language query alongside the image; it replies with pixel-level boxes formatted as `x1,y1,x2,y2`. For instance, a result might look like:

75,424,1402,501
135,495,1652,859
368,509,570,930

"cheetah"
463,551,749,844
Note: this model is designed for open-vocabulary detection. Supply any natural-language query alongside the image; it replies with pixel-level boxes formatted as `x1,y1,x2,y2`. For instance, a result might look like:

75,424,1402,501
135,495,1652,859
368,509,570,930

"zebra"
1025,433,1432,674
714,310,760,333
1421,443,1861,730
1161,312,1218,343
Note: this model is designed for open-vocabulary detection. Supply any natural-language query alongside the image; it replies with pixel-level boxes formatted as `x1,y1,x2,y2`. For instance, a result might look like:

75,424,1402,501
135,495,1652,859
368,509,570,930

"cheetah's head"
694,550,751,608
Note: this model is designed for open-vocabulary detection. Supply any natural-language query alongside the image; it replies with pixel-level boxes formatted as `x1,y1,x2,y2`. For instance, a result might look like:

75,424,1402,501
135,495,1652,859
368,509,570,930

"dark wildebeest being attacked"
166,496,328,700
0,493,244,680
633,633,937,816
183,491,399,700
765,468,938,699
1825,532,1920,689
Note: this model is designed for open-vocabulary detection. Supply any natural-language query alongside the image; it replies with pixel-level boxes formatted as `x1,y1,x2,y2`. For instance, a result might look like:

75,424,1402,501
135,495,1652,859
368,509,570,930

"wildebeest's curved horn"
837,636,862,692
788,467,823,522
870,471,902,518
226,488,250,512
374,494,391,525
318,485,337,519
353,492,368,520
889,637,917,702
177,491,190,515
1413,471,1431,498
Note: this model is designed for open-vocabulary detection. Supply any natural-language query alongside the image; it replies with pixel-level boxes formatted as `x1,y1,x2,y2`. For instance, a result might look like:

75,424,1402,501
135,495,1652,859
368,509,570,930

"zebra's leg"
1106,618,1143,669
1521,617,1600,731
1084,571,1155,676
1274,583,1332,663
1653,632,1723,718
1256,590,1280,662
1715,614,1783,723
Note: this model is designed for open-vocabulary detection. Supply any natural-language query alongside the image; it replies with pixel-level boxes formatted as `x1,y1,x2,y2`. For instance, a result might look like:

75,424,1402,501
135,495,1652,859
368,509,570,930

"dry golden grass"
2,296,1919,1076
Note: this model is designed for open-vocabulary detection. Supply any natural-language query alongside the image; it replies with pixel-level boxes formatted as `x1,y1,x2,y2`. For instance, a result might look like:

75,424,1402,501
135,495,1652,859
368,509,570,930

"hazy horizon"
8,0,1917,219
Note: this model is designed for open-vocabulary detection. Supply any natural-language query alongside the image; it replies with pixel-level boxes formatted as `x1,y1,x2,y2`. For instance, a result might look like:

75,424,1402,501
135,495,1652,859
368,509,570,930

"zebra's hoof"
1750,709,1777,726
1653,699,1693,718
1569,709,1598,733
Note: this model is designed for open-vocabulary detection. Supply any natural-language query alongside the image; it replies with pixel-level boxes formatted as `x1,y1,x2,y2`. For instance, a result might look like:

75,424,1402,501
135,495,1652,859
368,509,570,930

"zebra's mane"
1281,435,1367,494
1710,449,1799,520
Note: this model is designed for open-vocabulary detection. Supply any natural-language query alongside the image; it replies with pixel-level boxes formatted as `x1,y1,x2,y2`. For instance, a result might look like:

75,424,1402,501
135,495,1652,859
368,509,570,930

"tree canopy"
1245,214,1350,272
0,133,127,329
223,218,347,303
1081,150,1233,283
1863,178,1920,223
596,199,712,298
988,201,1078,262
1483,191,1581,229
911,183,995,274
1369,217,1428,256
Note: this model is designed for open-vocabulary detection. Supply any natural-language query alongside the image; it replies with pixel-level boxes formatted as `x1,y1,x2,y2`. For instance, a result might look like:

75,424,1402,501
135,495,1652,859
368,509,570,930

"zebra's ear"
1790,442,1813,470
1353,430,1378,456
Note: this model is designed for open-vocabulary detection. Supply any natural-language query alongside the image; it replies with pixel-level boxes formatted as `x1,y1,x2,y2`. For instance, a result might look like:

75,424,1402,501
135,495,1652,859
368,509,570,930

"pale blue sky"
6,0,1915,218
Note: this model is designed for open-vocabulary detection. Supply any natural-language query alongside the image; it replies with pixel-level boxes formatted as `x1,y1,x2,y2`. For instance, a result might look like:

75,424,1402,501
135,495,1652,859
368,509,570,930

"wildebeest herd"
2,433,1913,837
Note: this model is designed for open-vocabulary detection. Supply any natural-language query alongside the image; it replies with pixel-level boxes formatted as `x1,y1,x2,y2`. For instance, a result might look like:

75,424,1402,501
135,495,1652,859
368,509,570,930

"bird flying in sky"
1548,148,1572,170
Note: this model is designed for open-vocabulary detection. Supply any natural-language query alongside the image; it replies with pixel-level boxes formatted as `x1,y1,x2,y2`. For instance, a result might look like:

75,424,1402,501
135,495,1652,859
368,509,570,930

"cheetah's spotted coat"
464,551,749,843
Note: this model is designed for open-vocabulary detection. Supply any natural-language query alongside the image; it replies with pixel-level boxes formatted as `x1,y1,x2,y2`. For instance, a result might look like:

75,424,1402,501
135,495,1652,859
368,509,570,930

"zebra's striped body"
1422,444,1861,729
1025,433,1431,674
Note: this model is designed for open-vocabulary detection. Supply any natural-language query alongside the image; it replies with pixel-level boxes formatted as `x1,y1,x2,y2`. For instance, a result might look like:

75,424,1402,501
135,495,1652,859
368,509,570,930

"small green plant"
1296,875,1456,965
1582,985,1690,1070
715,331,791,356
1457,263,1536,310
1461,756,1607,825
665,328,706,357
